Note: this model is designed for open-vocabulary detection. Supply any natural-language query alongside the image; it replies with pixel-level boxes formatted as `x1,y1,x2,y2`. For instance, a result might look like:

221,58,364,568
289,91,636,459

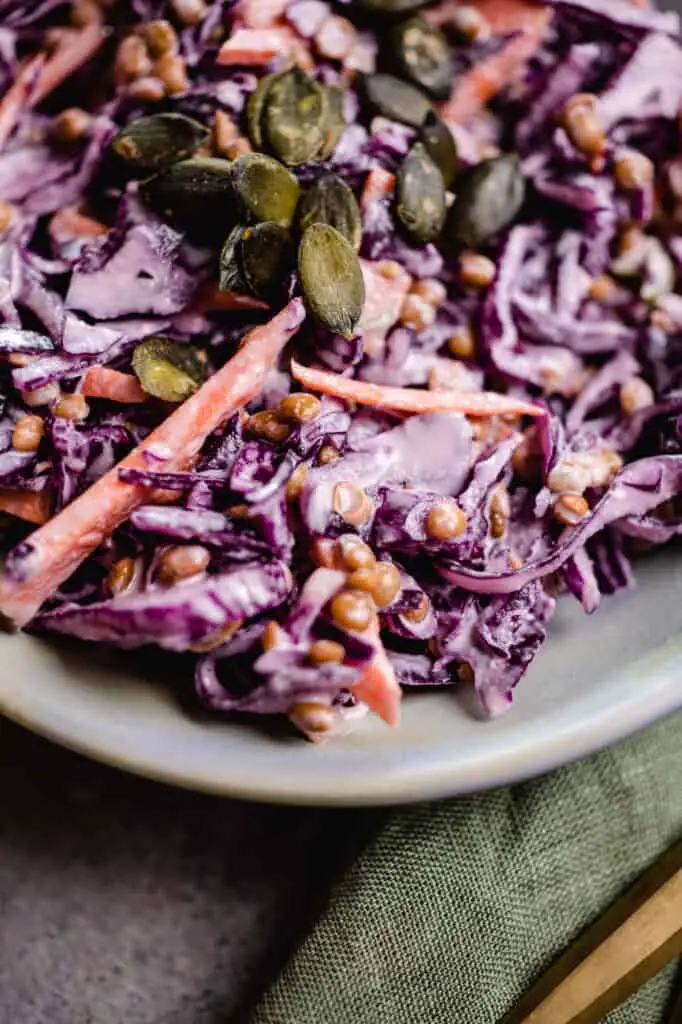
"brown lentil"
553,491,590,527
170,0,207,25
456,659,475,685
262,619,282,652
346,567,378,594
106,557,136,596
489,486,509,540
12,415,44,453
190,619,243,653
329,589,374,632
428,361,469,392
158,544,210,583
371,562,402,608
50,108,92,144
141,19,178,58
613,148,654,191
561,95,606,159
450,6,490,43
411,277,447,307
115,35,153,84
377,260,402,280
228,503,251,520
337,535,376,572
447,326,476,361
425,501,467,541
245,410,291,445
155,53,189,95
403,594,430,624
315,14,357,61
54,394,89,421
289,701,335,737
399,293,436,332
332,482,373,526
317,444,340,466
126,76,166,102
0,200,13,234
279,392,321,424
285,463,309,502
588,274,616,303
23,383,60,407
459,251,496,289
307,639,345,665
620,376,654,416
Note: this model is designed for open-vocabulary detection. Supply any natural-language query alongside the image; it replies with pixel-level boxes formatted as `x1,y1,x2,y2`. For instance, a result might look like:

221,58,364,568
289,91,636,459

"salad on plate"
0,0,680,741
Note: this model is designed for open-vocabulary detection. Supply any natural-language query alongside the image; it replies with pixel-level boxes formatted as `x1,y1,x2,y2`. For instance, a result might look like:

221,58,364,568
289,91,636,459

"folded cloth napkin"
252,711,682,1024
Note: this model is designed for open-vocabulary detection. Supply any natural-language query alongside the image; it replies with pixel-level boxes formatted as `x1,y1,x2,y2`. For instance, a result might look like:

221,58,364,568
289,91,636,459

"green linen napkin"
253,711,682,1024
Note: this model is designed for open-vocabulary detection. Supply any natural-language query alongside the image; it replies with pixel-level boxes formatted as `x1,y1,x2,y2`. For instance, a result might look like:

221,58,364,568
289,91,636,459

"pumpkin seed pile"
110,2,525,347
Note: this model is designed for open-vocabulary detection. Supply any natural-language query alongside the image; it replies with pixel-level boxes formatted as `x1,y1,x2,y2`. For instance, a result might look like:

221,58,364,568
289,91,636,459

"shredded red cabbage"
0,0,681,740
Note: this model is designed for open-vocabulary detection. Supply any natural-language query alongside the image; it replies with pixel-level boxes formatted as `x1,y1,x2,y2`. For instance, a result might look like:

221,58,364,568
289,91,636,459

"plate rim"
1,631,681,806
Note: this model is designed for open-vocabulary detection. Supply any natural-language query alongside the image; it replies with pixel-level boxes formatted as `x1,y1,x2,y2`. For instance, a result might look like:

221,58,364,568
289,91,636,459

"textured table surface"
0,718,372,1024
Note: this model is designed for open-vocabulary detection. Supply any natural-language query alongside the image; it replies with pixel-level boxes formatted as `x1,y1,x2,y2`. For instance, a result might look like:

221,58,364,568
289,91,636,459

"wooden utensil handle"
504,842,682,1024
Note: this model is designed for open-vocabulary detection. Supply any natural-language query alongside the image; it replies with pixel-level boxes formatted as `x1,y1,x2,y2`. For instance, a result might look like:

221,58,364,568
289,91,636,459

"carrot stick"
291,360,543,419
0,299,305,629
0,489,52,526
81,366,148,404
360,167,396,210
0,54,45,149
352,621,401,727
192,281,270,314
30,20,108,108
431,1,550,125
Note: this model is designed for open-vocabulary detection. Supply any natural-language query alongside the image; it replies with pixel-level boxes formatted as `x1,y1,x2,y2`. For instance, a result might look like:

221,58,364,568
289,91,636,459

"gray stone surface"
0,720,372,1024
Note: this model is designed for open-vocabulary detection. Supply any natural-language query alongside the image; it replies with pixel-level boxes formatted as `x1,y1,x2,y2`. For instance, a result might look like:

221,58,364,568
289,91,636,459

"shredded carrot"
0,489,52,526
0,299,305,629
0,54,45,149
50,207,108,240
430,1,550,125
352,620,401,727
192,281,270,314
360,167,396,211
81,366,148,405
291,360,544,419
31,20,108,108
217,26,303,66
236,0,290,29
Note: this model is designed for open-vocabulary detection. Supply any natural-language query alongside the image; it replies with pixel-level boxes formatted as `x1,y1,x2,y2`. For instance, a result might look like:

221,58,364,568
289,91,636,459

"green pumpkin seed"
219,223,249,293
246,72,282,152
361,73,431,128
419,111,459,189
141,156,235,240
356,0,431,15
317,85,347,161
265,67,330,166
396,142,446,243
132,338,207,403
230,152,301,227
109,113,210,176
299,223,365,339
445,154,526,249
241,222,295,304
392,17,453,100
297,174,362,251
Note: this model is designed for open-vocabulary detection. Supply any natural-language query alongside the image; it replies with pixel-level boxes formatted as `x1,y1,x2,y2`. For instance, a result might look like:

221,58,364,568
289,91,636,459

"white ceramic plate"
1,550,681,805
